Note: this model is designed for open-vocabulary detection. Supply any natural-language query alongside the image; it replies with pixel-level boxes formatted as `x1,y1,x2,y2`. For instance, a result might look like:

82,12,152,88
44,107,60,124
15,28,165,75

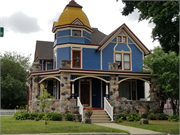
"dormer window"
118,36,122,42
72,30,81,36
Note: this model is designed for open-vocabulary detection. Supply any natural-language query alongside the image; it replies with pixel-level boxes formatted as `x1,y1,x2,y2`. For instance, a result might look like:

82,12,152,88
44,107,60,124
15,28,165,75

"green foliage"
28,113,38,120
157,113,168,120
115,117,123,123
65,112,74,121
120,1,179,54
168,115,179,122
51,112,63,121
142,47,179,115
46,112,54,120
126,113,141,121
14,110,29,120
119,113,127,120
35,117,40,121
1,52,31,109
37,112,45,120
148,113,157,120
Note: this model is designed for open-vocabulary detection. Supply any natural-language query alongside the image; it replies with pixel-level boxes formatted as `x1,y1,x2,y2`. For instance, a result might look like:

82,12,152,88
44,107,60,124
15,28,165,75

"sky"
0,0,159,64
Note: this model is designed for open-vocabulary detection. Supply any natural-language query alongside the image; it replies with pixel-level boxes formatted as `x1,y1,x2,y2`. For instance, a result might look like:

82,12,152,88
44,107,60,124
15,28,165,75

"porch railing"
104,97,113,121
77,97,84,121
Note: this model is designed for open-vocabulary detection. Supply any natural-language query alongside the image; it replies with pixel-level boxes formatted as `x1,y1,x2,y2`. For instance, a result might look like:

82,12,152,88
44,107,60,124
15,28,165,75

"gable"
97,23,150,55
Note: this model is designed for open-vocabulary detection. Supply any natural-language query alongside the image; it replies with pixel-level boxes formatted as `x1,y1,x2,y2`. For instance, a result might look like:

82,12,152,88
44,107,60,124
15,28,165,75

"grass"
119,120,179,134
1,117,129,134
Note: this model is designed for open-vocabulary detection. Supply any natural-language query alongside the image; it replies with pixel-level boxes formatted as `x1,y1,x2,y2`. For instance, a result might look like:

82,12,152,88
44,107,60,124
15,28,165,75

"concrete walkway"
94,123,167,135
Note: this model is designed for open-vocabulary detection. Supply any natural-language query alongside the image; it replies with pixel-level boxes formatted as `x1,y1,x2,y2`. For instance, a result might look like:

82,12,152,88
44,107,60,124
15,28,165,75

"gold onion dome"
54,0,91,29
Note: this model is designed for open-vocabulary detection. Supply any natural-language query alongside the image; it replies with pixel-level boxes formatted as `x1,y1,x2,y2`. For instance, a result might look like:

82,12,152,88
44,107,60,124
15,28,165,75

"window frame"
72,50,81,68
123,53,131,70
47,60,53,70
72,30,81,37
115,53,122,70
114,52,131,71
122,36,127,43
118,36,122,42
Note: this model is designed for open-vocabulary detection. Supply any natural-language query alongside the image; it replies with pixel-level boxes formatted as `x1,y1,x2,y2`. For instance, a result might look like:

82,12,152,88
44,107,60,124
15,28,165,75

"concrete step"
91,115,109,118
91,118,113,123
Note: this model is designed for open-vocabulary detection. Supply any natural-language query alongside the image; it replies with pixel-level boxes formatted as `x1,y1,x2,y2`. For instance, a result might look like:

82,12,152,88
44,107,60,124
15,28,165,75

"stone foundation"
113,100,159,120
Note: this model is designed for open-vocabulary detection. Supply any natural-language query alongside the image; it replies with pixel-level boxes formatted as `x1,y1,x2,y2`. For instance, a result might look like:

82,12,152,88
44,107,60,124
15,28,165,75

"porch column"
106,83,109,99
72,82,75,99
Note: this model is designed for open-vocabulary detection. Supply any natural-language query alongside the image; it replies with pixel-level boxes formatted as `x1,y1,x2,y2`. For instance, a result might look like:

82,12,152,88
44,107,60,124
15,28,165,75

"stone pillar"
60,72,71,115
109,75,119,106
72,82,75,99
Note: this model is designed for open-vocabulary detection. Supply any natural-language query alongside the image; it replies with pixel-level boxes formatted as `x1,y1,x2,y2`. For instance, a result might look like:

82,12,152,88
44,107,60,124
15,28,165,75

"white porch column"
72,82,75,99
106,83,109,99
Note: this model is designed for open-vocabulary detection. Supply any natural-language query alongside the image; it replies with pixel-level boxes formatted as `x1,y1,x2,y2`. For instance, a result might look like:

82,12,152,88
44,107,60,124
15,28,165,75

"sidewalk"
94,123,167,135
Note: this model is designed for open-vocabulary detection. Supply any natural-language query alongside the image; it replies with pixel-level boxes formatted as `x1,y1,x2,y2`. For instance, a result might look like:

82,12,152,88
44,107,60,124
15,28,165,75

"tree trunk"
171,99,177,115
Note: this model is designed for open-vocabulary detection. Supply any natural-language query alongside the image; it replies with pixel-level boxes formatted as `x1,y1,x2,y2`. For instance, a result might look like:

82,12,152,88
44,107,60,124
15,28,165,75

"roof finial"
70,0,76,3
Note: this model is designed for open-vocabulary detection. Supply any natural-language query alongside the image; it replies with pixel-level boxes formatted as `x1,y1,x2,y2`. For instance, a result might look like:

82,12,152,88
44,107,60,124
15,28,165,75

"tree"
119,1,179,54
38,84,55,125
142,47,179,115
1,52,31,109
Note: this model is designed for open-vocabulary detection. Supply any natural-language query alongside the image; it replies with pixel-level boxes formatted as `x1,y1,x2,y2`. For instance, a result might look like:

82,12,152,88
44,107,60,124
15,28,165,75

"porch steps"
83,110,113,123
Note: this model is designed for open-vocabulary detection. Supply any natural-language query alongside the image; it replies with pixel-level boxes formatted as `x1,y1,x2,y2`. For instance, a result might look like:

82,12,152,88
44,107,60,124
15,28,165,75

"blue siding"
83,31,91,40
57,30,70,37
56,36,91,45
83,48,100,70
57,47,71,69
102,43,116,70
129,44,143,72
128,38,133,43
115,43,130,51
112,38,116,42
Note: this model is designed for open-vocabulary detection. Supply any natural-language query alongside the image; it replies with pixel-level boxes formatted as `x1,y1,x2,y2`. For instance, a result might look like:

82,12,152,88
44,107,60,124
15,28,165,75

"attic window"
123,36,127,43
118,36,122,42
72,30,81,36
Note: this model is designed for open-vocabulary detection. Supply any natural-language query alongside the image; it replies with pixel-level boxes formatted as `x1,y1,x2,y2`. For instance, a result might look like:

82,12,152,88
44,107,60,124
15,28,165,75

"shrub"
37,112,45,120
126,113,141,121
115,117,123,123
148,113,157,120
28,113,38,120
168,115,179,122
119,113,127,120
65,112,74,121
14,110,29,120
157,113,168,120
51,112,62,121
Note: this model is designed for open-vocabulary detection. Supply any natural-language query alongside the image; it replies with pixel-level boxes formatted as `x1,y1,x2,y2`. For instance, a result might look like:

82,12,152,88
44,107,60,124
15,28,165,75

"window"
47,61,53,70
72,50,81,68
118,36,121,42
115,53,131,70
124,54,130,70
72,30,81,36
123,36,127,43
115,53,122,69
47,80,53,97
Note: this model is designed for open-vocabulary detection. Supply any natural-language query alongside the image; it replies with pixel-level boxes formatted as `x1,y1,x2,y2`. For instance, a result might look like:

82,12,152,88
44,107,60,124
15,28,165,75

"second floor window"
47,61,53,70
72,30,81,36
115,53,122,69
124,54,130,70
72,50,81,68
115,53,131,70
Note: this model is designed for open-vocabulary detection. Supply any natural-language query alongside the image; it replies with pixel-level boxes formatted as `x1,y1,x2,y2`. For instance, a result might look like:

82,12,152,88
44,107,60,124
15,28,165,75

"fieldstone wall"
109,75,119,106
60,72,71,115
113,99,159,120
28,99,61,113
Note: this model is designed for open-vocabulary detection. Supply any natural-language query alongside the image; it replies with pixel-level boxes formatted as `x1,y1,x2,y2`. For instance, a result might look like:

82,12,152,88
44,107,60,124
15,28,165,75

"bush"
126,113,141,121
65,112,74,121
119,113,127,120
168,115,179,122
157,113,168,120
115,117,123,123
51,112,62,121
37,112,45,120
148,113,157,120
28,113,38,120
14,110,29,120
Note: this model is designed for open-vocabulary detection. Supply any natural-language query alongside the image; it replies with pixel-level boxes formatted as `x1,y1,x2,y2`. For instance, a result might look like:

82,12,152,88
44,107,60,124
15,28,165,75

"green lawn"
1,117,129,134
119,120,179,134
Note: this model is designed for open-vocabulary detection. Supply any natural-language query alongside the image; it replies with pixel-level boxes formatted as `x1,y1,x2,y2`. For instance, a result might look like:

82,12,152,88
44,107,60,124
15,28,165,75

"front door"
81,83,90,107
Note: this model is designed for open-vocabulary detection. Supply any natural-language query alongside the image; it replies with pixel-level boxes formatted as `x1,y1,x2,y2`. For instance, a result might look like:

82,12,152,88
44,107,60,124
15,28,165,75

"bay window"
72,50,81,68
